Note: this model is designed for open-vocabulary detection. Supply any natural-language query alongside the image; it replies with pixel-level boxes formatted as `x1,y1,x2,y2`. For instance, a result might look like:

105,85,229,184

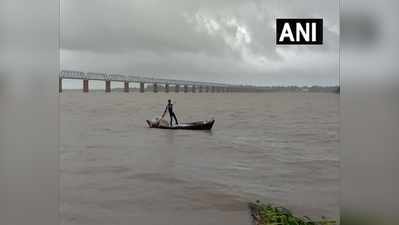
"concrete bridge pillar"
165,84,169,93
211,86,215,93
184,85,188,93
59,78,62,93
175,84,180,93
105,80,111,93
83,79,89,93
140,82,145,93
198,86,202,93
124,82,129,92
153,83,158,93
192,85,196,93
205,86,209,92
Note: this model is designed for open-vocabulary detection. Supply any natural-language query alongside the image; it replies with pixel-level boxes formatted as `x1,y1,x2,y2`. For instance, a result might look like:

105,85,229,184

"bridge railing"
108,74,128,82
86,72,107,81
60,70,86,79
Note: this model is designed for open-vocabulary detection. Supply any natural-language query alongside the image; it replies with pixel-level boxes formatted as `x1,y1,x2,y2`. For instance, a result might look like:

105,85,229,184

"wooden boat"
146,119,215,130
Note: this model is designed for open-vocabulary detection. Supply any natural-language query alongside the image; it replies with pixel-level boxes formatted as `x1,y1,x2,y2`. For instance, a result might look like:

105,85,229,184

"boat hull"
146,119,215,130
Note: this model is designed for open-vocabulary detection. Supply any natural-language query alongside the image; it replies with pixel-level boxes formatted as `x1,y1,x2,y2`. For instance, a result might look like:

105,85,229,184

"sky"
60,0,339,88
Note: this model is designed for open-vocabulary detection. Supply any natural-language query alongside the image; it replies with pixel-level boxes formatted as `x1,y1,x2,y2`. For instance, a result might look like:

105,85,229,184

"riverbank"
248,201,337,225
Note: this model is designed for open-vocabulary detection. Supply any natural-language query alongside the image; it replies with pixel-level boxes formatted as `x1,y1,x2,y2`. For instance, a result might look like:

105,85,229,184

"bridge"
59,70,260,93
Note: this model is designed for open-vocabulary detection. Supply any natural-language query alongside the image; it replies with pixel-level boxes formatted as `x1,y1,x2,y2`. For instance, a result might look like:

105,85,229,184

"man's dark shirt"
166,103,173,114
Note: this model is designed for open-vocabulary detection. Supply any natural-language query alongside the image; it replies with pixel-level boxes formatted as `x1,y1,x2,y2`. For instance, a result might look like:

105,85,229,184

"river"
60,92,339,225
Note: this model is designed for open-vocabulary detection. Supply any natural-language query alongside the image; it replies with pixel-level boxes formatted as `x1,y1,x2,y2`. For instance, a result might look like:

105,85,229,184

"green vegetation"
248,201,337,225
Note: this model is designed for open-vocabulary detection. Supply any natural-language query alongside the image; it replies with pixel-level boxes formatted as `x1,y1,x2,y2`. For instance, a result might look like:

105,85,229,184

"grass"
248,200,337,225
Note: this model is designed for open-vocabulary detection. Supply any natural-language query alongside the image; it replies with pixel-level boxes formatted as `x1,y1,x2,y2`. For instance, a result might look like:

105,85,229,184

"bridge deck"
60,70,233,87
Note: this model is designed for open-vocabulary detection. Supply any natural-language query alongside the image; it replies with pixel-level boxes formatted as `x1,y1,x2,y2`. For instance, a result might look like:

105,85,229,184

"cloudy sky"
61,0,339,87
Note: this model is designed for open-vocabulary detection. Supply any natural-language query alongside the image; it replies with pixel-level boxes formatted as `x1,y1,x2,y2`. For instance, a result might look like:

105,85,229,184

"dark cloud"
61,0,339,86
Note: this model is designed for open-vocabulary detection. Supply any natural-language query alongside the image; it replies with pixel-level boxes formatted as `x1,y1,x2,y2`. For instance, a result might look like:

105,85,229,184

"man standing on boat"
161,99,179,127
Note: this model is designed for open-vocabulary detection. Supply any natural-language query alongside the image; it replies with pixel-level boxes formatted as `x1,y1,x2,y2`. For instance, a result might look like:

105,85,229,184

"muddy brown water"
60,92,339,225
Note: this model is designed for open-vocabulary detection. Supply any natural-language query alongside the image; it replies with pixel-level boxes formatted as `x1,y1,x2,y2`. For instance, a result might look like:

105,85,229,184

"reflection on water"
61,92,339,225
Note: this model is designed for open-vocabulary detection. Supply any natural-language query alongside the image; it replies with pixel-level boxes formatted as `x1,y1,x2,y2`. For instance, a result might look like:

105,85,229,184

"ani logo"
276,18,323,45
